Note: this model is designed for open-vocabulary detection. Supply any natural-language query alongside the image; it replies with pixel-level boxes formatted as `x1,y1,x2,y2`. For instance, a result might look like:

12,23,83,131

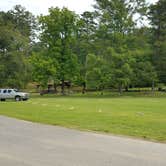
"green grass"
0,94,166,142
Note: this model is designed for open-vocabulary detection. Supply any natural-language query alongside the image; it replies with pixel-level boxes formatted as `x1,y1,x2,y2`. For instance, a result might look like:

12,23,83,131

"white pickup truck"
0,89,29,101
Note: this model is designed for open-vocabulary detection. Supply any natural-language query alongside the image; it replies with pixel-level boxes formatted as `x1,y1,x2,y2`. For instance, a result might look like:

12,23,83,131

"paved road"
0,116,166,166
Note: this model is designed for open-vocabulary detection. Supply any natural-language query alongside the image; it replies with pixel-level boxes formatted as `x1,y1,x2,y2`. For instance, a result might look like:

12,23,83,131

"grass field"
0,94,166,142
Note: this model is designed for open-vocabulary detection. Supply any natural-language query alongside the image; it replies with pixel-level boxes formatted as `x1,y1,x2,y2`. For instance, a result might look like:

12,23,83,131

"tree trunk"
47,85,51,93
100,85,104,95
118,84,123,94
125,86,129,92
53,83,57,93
152,80,155,92
61,80,65,95
67,82,71,94
36,84,40,93
82,82,86,94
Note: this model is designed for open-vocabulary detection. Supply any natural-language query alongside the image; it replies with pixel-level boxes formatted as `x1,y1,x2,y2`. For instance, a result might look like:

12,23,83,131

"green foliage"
39,7,79,87
8,5,37,41
149,0,166,83
0,7,35,88
0,51,30,88
110,52,133,92
133,61,157,87
86,54,110,91
30,52,57,88
0,2,165,91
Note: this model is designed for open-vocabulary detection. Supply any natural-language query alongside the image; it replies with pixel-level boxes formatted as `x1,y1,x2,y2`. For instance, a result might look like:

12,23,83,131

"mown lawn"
0,95,166,142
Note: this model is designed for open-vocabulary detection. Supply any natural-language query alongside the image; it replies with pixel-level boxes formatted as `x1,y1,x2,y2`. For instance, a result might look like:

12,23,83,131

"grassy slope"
0,95,166,142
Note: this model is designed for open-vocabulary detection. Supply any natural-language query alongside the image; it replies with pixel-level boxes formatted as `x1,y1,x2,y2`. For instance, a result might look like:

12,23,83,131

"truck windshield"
14,89,19,92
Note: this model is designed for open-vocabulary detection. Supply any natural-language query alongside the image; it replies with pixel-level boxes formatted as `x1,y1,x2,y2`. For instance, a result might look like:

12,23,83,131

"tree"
92,0,148,55
94,0,134,34
133,61,157,89
149,0,166,83
39,7,79,94
110,51,133,94
8,5,37,42
72,11,97,93
85,54,111,94
0,51,30,88
126,48,157,89
0,9,33,88
30,51,56,88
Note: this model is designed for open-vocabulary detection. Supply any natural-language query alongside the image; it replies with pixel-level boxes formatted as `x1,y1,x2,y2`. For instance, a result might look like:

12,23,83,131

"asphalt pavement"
0,116,166,166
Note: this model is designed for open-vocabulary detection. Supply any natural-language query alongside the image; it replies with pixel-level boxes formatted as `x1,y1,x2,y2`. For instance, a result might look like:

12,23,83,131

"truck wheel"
15,96,21,101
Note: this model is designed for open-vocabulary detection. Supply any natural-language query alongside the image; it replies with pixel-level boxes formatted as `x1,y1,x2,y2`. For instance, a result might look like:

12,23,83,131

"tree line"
0,0,165,94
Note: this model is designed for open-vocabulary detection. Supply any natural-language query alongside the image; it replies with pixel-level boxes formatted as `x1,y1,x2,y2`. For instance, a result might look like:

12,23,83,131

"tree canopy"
0,1,165,93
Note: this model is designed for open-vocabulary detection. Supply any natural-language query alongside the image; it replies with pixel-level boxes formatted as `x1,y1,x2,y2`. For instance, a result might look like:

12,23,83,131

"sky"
0,0,159,16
